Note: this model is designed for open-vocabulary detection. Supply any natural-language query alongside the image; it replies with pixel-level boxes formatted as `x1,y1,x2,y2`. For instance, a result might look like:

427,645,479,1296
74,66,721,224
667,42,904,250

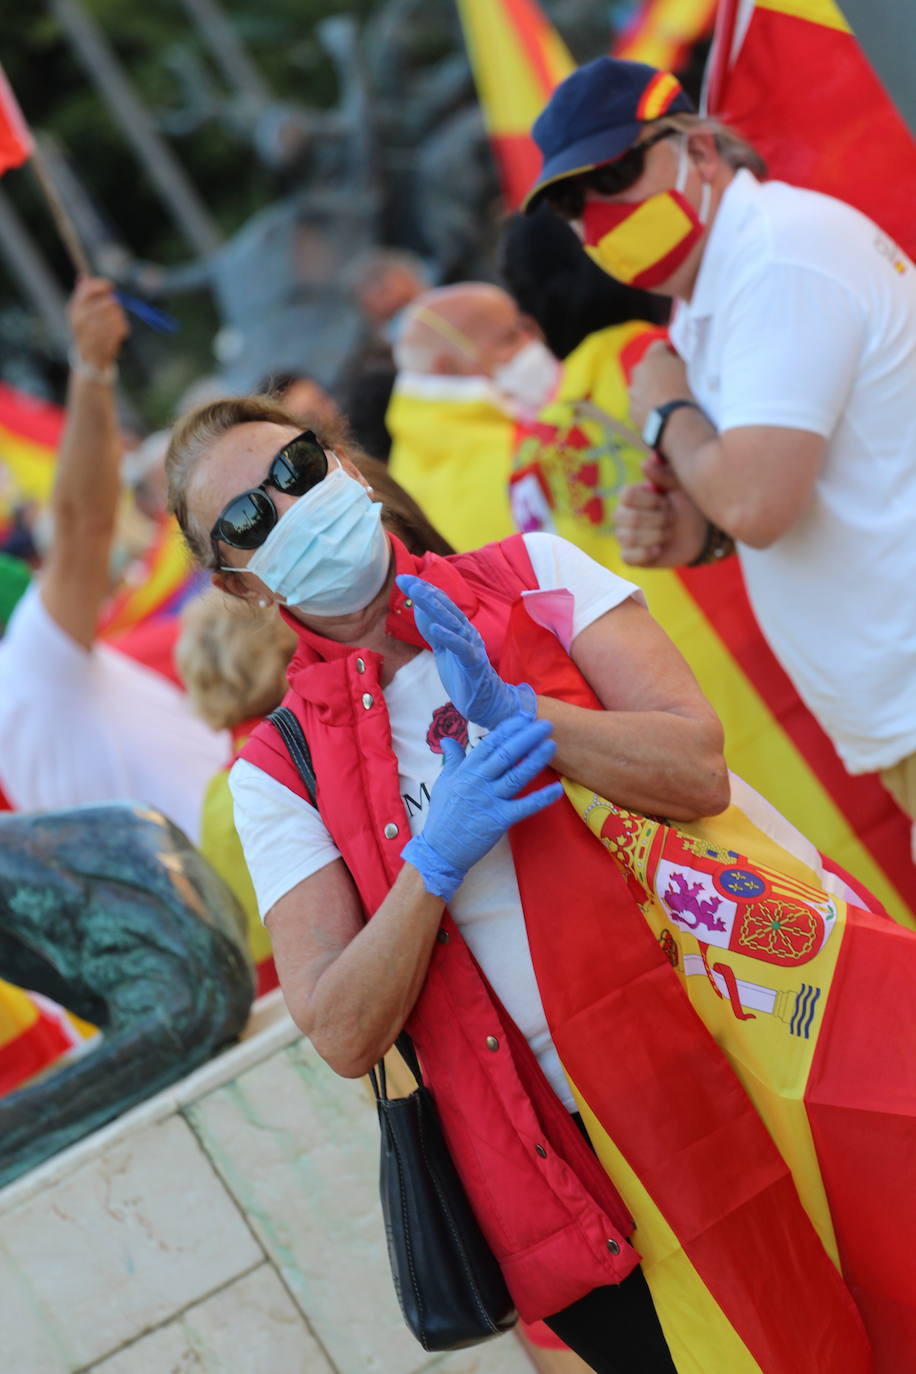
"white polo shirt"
671,170,916,774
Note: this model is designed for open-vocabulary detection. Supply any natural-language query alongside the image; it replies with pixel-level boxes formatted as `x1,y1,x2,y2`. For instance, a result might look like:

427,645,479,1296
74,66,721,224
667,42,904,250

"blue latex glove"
397,574,536,730
402,713,563,901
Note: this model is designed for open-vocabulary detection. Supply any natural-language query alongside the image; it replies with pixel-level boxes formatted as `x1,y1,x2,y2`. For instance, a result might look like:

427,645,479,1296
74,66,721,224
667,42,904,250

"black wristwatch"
642,398,700,452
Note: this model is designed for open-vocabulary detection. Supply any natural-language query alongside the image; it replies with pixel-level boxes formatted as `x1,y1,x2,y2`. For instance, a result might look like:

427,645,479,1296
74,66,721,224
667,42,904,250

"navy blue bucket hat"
524,57,695,212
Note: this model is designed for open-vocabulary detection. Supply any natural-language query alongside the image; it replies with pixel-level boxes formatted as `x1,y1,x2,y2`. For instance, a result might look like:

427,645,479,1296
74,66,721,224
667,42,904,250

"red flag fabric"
0,64,33,176
705,0,916,260
502,597,916,1369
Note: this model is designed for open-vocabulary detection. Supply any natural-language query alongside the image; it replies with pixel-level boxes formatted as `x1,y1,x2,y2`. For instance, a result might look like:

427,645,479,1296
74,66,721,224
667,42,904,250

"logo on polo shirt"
873,232,909,276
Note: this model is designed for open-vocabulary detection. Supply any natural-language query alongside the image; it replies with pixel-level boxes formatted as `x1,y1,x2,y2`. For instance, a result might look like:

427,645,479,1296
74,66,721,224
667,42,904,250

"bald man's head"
394,283,535,378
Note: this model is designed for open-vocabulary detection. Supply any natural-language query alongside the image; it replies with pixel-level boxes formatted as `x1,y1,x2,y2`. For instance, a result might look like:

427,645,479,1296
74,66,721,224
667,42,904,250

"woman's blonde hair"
175,588,297,730
647,111,767,178
165,393,453,570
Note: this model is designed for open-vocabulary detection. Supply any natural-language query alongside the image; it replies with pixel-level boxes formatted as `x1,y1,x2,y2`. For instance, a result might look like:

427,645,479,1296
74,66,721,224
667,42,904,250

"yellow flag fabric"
614,0,717,71
510,321,662,569
0,981,96,1097
198,768,274,974
455,0,573,207
387,377,517,552
0,382,62,523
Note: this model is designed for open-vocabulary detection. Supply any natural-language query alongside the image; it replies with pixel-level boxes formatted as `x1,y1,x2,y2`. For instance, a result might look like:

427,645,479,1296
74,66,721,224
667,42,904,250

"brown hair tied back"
165,393,453,571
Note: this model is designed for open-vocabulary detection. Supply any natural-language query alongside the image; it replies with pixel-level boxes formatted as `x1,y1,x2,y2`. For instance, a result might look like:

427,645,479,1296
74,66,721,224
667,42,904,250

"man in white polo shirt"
525,57,916,851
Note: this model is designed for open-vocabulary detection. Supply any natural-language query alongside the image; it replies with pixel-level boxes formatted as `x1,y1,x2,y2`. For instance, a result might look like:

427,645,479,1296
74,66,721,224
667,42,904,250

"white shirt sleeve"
714,261,866,436
522,531,646,641
0,586,132,805
229,757,342,919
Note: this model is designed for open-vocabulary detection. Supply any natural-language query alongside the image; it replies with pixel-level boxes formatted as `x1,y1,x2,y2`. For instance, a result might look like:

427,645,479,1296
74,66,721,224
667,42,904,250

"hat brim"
522,120,643,213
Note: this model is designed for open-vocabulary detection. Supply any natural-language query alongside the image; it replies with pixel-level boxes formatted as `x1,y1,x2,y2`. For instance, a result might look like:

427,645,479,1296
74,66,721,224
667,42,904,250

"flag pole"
28,140,92,277
702,0,740,114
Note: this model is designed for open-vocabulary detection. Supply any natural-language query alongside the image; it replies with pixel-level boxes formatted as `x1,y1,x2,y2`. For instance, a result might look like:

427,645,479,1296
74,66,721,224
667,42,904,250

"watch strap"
647,398,700,452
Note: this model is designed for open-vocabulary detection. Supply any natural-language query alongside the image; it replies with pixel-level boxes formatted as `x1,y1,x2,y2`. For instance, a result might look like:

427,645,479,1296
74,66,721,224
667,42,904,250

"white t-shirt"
0,585,231,842
670,170,916,773
230,533,642,1108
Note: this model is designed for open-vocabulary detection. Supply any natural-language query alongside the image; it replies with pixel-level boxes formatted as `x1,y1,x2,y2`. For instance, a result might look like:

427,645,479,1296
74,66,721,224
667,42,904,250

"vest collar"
279,534,479,675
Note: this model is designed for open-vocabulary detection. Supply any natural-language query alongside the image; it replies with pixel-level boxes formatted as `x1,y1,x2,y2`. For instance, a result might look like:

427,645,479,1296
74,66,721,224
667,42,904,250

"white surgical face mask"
243,457,391,616
491,339,561,416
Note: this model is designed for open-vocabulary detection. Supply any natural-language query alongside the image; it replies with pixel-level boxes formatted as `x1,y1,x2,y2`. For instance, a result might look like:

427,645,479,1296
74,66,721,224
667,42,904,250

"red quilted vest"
241,534,636,1320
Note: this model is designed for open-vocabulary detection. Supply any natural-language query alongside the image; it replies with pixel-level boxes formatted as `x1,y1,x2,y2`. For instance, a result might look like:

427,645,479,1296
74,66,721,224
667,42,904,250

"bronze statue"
0,801,254,1187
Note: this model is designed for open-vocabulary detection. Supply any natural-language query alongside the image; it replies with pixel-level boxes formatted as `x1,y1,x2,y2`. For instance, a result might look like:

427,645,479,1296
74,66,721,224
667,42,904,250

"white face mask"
491,339,561,416
244,458,391,616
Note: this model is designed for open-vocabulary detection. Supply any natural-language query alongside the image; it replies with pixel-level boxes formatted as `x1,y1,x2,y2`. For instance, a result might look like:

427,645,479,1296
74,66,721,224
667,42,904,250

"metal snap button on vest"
361,692,373,709
607,1239,621,1255
383,823,399,839
485,1035,499,1051
355,657,366,673
534,1144,547,1158
404,598,413,608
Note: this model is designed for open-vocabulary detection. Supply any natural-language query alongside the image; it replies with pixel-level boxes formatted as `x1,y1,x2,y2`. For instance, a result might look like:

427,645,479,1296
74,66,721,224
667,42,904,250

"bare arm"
660,408,825,548
623,339,825,554
40,279,129,650
263,715,561,1077
266,858,445,1078
537,597,729,820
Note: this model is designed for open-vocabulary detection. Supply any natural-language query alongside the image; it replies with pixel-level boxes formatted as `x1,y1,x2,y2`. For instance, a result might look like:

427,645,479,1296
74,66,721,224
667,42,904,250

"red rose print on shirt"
426,702,469,755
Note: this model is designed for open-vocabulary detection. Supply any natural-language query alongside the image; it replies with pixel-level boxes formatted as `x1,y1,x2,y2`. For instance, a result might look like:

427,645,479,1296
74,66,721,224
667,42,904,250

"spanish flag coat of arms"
501,593,916,1371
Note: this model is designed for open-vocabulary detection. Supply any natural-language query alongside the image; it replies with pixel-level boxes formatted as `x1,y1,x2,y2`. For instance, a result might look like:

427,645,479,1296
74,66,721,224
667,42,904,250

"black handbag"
370,1035,518,1351
267,707,517,1350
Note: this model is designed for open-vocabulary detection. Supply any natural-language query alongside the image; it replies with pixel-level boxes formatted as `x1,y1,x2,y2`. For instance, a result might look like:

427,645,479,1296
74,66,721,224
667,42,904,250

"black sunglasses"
210,429,329,560
544,128,675,221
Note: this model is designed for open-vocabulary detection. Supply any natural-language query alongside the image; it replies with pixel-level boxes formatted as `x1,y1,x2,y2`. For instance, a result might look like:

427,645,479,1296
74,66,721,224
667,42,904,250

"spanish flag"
387,376,517,552
0,382,62,523
0,983,96,1098
509,327,916,926
503,600,916,1369
705,0,916,258
97,514,206,639
613,0,717,72
455,0,573,209
0,63,32,176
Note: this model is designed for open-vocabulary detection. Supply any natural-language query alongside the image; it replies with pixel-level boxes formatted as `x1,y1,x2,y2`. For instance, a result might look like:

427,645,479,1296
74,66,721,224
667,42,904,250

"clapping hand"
397,574,536,729
402,714,563,900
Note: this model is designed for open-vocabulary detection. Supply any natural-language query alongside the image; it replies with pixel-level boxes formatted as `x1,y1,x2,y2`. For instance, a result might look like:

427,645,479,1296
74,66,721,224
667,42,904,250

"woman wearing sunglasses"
166,394,731,1373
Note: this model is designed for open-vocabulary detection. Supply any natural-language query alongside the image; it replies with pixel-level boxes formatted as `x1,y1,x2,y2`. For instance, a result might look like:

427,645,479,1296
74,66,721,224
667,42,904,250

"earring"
257,597,269,609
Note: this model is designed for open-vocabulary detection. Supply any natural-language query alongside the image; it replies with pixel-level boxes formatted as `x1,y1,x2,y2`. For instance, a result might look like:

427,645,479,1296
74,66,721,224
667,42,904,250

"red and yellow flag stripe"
98,514,204,639
0,982,96,1098
502,604,914,1367
614,0,717,72
0,382,63,521
455,0,574,208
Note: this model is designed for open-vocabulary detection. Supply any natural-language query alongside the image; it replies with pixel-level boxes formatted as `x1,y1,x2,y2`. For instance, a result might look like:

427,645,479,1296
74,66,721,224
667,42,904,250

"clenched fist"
615,455,708,568
68,277,129,373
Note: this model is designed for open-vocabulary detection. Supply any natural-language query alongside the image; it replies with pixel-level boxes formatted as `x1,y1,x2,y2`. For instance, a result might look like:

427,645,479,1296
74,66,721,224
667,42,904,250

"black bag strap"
267,705,317,807
267,706,418,1103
